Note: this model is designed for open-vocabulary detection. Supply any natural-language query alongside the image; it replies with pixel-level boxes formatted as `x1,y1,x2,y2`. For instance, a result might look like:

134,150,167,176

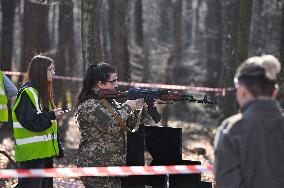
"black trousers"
15,158,53,188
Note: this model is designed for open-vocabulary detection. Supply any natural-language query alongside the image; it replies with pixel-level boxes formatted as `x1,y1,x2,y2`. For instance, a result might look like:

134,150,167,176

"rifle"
98,88,217,123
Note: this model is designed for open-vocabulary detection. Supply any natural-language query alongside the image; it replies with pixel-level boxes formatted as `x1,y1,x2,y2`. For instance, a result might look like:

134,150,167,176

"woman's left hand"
125,99,144,110
54,108,64,120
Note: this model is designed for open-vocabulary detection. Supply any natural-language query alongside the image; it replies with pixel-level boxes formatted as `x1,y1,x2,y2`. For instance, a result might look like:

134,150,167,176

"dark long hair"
27,55,54,110
77,63,116,105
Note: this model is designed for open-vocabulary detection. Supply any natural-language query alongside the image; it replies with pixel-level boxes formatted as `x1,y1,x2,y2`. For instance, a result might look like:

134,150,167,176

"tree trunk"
205,0,222,88
54,0,74,109
162,0,182,126
109,0,129,81
249,0,282,56
67,8,79,108
158,0,174,44
127,0,146,83
278,0,284,108
81,0,102,73
219,0,253,119
0,0,16,72
0,0,16,131
100,0,112,64
20,1,49,82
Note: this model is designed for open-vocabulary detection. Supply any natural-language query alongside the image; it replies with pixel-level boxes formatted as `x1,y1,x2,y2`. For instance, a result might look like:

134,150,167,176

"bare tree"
81,0,102,72
20,1,49,82
219,0,253,119
205,0,222,88
249,0,282,56
0,0,16,71
161,0,182,126
54,0,76,109
0,0,16,135
108,0,129,81
279,0,284,108
164,0,182,85
100,0,111,64
127,0,146,83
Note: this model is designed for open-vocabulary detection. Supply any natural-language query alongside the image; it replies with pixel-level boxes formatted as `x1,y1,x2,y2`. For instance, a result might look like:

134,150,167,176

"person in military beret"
214,55,284,188
76,63,145,188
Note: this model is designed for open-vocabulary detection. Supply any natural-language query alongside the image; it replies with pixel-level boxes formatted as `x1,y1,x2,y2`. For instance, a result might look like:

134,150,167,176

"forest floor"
0,113,218,188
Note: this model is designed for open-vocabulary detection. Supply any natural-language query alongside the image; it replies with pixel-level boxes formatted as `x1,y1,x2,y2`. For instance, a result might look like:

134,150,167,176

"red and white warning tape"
3,71,26,76
0,165,213,179
3,71,234,94
3,71,83,81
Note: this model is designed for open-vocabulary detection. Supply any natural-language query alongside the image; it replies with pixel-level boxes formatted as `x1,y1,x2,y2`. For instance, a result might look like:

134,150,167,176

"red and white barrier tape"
3,71,26,76
3,71,83,81
0,165,213,179
3,71,234,94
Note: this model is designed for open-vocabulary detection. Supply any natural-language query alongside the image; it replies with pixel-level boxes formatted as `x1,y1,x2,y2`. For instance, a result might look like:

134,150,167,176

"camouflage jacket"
77,98,140,168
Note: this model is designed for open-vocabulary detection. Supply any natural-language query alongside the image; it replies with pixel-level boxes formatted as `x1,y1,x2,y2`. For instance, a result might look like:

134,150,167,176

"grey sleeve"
214,126,242,188
3,74,18,99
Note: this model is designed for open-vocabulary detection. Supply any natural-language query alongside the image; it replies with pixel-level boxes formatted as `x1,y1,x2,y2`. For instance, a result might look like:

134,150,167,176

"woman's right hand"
54,108,64,120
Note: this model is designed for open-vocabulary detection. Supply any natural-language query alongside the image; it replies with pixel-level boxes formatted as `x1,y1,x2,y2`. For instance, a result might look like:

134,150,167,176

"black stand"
122,125,212,188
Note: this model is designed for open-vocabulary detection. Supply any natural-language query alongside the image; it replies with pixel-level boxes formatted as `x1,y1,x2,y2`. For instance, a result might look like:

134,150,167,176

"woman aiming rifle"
76,63,144,188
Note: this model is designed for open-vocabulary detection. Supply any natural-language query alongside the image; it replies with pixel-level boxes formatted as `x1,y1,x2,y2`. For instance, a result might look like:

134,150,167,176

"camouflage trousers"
81,176,121,188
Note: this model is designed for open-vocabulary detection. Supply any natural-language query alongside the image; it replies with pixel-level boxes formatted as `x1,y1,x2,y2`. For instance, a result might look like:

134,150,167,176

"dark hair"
77,63,116,105
235,55,281,97
27,55,54,110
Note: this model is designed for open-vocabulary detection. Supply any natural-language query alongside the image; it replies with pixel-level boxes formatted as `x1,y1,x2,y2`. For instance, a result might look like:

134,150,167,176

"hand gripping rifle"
98,88,217,123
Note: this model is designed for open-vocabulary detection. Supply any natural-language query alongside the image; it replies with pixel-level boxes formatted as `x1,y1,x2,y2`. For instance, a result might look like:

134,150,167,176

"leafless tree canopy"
0,0,283,120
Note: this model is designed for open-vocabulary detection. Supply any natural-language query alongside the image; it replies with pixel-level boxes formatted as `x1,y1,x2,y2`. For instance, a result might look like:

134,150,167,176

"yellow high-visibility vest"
0,70,8,122
12,87,59,162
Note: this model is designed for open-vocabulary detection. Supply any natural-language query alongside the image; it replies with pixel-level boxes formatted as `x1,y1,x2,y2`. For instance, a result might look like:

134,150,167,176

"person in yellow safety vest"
0,70,17,123
13,55,65,188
